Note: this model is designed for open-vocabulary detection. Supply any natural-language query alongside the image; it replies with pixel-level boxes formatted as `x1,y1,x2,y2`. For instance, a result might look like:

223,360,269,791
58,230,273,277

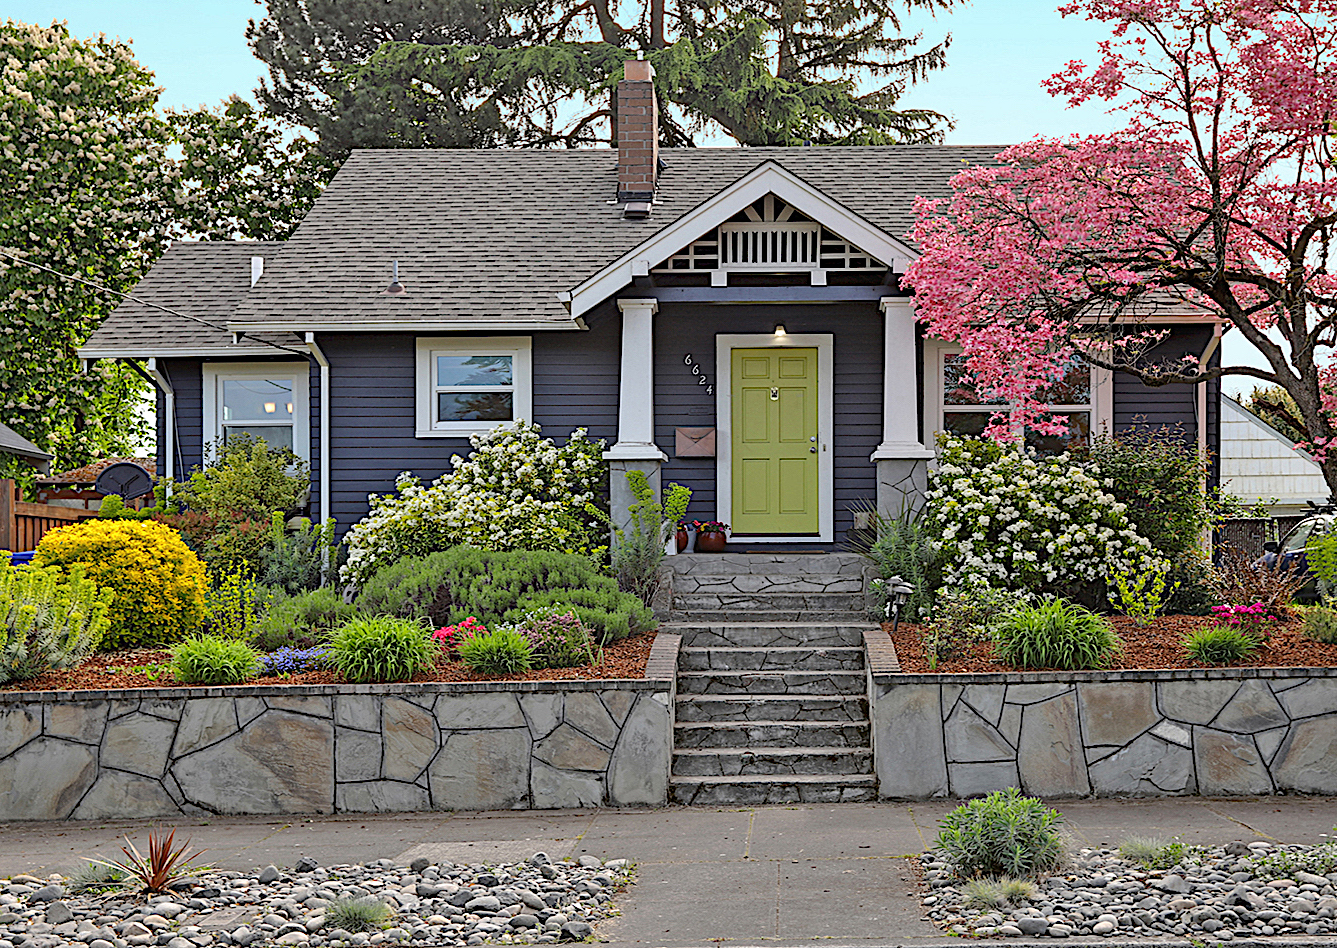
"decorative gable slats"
653,195,886,273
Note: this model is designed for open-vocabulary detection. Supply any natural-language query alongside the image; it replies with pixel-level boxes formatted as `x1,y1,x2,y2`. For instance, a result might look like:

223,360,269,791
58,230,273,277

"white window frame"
415,336,532,438
202,362,311,463
922,339,1112,447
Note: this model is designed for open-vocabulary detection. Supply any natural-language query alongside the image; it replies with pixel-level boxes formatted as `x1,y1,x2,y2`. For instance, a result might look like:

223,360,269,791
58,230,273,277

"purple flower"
261,646,330,676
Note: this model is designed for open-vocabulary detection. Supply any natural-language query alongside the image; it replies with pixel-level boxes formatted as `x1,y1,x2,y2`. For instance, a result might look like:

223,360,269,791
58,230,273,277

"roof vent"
383,260,408,296
250,255,264,287
623,201,652,220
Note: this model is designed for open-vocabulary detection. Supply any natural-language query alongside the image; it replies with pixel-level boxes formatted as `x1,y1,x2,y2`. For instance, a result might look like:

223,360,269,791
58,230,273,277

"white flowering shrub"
342,422,606,586
926,437,1158,596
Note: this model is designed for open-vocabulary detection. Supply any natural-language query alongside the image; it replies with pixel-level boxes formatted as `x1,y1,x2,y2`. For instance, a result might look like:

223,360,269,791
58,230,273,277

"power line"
0,248,311,358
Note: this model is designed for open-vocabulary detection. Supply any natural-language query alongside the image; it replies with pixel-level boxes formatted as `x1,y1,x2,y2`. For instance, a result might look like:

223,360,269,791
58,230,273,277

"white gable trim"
566,162,920,319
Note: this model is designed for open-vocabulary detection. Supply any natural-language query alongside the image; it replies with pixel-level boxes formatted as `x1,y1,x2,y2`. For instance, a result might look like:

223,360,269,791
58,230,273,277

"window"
928,343,1110,453
202,363,310,461
416,337,532,437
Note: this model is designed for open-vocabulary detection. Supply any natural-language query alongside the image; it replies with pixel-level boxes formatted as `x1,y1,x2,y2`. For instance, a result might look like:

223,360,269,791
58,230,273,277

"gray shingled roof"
85,145,1006,351
82,241,292,356
0,423,51,461
229,145,1004,327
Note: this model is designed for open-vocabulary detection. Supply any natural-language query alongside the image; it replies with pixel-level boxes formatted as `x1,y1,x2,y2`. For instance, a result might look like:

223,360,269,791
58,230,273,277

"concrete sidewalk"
1,797,1335,947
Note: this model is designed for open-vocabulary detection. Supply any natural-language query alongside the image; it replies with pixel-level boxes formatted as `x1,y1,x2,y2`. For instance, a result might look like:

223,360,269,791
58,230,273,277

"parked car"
1258,508,1337,602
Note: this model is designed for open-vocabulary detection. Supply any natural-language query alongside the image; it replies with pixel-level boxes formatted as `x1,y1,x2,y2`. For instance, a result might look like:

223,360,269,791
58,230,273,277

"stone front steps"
663,553,877,806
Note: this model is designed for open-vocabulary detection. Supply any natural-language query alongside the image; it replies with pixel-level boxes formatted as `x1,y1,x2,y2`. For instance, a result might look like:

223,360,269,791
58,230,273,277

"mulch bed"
1,631,655,693
886,614,1337,673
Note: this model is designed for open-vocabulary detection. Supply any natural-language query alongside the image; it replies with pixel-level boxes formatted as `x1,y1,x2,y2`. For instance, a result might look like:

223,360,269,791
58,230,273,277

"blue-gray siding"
152,315,1221,541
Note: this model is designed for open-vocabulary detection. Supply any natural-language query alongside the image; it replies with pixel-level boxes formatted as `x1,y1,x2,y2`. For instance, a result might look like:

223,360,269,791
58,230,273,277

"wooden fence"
0,478,97,553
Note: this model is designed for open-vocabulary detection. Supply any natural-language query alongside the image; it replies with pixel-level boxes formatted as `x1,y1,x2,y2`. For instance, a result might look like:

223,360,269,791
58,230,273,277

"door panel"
730,347,819,535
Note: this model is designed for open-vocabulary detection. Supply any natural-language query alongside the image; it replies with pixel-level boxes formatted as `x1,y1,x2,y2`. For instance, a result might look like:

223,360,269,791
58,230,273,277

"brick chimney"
617,59,658,204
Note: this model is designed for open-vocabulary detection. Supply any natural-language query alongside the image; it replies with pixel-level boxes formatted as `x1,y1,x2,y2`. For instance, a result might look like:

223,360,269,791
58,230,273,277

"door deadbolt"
770,387,778,400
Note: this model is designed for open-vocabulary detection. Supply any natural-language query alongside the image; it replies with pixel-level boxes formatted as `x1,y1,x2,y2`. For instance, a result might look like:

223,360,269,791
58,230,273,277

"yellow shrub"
34,519,209,649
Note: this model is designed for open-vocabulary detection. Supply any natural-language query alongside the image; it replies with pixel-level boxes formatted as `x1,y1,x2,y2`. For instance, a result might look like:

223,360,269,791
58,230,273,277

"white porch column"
605,298,667,535
871,296,934,519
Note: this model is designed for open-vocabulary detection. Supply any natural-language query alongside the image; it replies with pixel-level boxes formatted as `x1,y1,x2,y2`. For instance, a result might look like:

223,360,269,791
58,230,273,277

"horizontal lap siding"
1112,325,1219,489
654,302,882,549
320,326,620,535
157,358,204,478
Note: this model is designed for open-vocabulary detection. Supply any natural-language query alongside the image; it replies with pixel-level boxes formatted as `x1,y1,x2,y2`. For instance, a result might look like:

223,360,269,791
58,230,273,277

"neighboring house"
1221,397,1329,516
81,61,1222,549
34,457,157,511
0,423,52,476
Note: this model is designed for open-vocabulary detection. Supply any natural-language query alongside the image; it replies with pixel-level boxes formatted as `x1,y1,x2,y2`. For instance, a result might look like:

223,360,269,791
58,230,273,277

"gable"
564,161,919,318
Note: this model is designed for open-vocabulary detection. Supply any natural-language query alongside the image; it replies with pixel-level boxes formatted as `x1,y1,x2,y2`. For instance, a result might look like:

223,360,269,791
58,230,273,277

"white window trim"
415,336,533,438
922,338,1113,446
202,362,311,463
716,333,834,543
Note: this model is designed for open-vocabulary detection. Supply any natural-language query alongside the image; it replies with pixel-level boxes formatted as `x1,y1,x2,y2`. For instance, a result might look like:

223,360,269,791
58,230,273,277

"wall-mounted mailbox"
675,427,716,457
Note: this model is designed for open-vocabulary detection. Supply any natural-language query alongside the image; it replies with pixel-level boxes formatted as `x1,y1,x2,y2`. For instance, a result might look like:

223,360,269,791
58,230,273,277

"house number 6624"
683,354,714,396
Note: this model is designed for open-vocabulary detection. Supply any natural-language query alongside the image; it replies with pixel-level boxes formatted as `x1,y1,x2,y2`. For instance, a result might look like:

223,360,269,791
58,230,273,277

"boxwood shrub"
354,547,655,643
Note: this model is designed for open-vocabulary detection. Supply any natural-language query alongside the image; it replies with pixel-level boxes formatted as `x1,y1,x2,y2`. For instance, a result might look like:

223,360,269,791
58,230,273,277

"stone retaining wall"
865,633,1337,799
0,653,678,821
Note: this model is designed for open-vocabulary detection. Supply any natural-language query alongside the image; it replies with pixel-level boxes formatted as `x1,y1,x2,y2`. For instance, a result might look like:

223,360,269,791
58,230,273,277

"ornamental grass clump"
170,636,261,685
34,519,209,649
1118,836,1190,870
934,787,1064,880
1183,625,1259,665
457,627,535,675
328,616,437,683
325,896,394,933
961,877,1036,911
992,598,1120,670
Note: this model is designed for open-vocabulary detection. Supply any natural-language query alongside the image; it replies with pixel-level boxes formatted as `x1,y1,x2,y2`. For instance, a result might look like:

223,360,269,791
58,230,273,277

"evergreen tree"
247,0,957,154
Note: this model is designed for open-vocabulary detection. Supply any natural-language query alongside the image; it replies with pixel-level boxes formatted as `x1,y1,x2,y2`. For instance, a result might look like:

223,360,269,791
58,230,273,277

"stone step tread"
678,670,864,677
675,694,866,703
678,645,865,653
669,774,878,785
672,747,872,757
664,622,875,630
674,719,871,729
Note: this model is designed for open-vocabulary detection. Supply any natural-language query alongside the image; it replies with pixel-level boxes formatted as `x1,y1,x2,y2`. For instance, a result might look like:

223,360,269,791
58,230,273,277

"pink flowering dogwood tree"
904,0,1337,494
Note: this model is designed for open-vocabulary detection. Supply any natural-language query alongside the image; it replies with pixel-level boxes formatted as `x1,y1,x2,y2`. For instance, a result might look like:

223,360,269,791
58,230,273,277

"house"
0,423,52,476
81,61,1222,548
1221,397,1329,517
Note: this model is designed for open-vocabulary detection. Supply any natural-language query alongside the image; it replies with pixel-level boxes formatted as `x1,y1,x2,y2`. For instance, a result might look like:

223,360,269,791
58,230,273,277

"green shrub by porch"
355,547,655,643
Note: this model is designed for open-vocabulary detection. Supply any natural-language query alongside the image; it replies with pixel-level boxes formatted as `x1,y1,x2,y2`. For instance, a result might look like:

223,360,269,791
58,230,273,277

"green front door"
731,347,819,535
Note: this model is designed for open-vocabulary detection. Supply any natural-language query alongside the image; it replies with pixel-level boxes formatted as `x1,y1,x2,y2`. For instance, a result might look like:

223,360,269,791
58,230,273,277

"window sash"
203,363,310,463
938,350,1095,446
415,338,532,437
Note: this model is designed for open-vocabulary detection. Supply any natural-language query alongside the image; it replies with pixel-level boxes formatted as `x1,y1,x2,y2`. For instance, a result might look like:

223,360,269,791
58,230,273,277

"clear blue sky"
6,0,1262,390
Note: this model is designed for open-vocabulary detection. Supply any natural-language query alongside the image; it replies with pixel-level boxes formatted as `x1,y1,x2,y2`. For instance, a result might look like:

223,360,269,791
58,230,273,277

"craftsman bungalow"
82,62,1221,546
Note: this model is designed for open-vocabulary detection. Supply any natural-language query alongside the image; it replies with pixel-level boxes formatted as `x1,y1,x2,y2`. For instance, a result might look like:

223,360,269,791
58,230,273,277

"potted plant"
693,520,729,552
676,519,692,553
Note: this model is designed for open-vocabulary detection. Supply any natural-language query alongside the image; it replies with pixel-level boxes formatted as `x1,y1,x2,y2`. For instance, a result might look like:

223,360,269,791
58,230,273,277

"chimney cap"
624,59,654,82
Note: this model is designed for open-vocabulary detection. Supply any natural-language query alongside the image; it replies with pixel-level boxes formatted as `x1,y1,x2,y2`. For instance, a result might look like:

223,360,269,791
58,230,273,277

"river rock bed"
0,853,631,948
920,841,1337,939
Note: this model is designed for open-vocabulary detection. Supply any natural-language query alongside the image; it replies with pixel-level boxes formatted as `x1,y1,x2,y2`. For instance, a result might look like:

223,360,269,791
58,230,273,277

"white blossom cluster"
925,438,1159,593
342,421,606,585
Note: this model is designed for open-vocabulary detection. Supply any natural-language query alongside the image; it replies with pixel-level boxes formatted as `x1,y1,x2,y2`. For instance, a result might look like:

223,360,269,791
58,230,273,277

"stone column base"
875,457,930,522
608,458,663,538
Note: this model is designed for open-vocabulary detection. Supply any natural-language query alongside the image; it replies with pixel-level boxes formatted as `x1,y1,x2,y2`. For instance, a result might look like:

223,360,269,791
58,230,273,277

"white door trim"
716,333,834,543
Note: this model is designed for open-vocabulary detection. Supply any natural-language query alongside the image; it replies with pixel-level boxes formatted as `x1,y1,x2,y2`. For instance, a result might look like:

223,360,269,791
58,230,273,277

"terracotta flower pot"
676,528,690,552
695,531,728,553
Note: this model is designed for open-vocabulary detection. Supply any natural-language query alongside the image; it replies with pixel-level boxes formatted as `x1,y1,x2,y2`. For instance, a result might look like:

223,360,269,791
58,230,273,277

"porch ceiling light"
263,402,276,414
383,260,408,296
774,324,786,337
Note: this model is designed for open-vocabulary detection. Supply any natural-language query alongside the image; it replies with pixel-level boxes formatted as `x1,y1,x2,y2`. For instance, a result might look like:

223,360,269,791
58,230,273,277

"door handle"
810,446,817,453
